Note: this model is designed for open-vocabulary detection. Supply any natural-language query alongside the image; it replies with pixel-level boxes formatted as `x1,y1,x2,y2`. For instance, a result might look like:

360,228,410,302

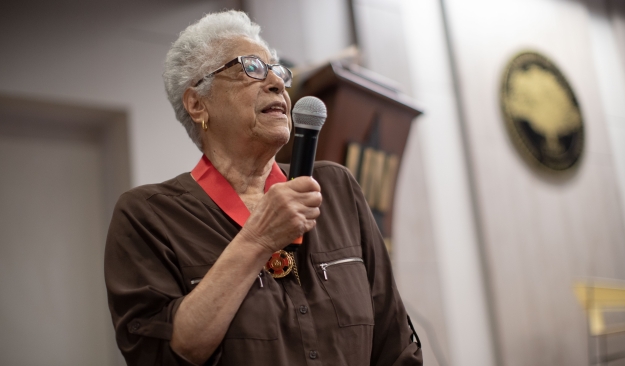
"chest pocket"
180,265,278,340
311,246,374,327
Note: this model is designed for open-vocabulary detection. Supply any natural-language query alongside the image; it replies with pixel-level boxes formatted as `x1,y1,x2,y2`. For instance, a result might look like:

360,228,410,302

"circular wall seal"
500,51,584,170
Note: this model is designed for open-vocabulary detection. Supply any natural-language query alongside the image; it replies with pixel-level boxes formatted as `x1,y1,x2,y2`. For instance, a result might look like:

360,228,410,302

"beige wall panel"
609,0,625,63
0,0,237,186
445,0,625,365
353,1,453,364
394,126,450,366
0,123,115,365
591,0,625,237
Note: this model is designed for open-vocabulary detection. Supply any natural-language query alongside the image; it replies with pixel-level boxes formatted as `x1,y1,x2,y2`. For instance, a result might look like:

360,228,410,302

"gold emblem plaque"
500,52,584,170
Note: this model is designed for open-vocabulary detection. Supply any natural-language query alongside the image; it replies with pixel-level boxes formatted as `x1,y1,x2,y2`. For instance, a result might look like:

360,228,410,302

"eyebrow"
245,54,279,64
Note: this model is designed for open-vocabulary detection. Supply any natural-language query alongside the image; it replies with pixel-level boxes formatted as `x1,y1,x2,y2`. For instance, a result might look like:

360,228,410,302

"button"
130,322,140,332
309,350,318,359
299,305,308,314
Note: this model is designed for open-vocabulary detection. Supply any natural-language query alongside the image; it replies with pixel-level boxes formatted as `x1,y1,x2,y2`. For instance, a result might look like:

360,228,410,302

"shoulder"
312,161,357,184
114,173,189,214
107,173,193,245
312,160,350,173
278,160,359,189
311,161,364,205
313,160,359,189
277,160,357,185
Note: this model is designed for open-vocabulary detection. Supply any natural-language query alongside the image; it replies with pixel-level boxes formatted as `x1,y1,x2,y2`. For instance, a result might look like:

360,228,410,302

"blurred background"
1,0,624,365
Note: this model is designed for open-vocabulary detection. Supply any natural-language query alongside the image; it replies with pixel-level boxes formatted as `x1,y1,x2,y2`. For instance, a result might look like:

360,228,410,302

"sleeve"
104,191,197,366
345,171,424,366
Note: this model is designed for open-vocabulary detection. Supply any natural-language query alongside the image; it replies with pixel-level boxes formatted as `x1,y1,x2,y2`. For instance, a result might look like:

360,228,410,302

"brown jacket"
105,161,423,365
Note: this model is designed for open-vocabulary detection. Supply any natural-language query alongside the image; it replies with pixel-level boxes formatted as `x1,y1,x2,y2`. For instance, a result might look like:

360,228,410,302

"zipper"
257,271,264,288
319,257,364,280
190,278,202,285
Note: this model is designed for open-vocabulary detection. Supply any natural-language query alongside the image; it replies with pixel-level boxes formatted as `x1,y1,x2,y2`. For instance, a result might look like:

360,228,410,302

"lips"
261,101,287,114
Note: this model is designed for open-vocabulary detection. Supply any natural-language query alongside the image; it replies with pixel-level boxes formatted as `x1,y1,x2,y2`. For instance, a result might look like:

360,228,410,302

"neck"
202,144,277,197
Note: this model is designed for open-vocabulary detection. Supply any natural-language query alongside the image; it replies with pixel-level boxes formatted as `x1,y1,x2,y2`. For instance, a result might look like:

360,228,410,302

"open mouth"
262,102,286,115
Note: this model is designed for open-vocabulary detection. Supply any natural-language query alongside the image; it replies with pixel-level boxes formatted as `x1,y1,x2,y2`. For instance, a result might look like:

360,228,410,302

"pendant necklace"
191,155,301,284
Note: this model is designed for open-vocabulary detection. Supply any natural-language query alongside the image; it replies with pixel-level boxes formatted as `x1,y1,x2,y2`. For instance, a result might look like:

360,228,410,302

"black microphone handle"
287,127,320,180
284,127,320,252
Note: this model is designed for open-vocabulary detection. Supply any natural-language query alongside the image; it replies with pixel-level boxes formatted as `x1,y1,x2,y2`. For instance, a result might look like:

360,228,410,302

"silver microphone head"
292,96,327,131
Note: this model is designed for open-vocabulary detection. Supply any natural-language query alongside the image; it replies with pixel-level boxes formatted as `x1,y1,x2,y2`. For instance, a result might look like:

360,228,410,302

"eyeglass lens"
241,57,292,87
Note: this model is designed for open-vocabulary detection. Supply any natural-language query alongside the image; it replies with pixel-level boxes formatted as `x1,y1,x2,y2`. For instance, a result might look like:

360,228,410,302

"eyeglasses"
195,55,292,88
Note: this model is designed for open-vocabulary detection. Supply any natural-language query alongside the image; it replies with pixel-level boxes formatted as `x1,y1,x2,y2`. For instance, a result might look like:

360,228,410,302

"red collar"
191,155,286,227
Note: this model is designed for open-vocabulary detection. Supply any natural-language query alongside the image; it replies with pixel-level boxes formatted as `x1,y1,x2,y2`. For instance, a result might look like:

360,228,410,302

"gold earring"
201,119,208,131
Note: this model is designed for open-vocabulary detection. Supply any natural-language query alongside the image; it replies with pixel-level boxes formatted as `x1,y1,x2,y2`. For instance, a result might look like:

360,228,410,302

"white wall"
442,0,625,365
247,0,352,66
0,1,235,364
0,117,115,365
397,1,498,365
355,0,625,365
0,0,238,187
353,0,497,365
589,0,625,232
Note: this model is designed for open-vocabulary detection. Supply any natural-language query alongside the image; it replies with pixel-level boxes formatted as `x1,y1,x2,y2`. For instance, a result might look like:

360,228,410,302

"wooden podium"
277,62,423,251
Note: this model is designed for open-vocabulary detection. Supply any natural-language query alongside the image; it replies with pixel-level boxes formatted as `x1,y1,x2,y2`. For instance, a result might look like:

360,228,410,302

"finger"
303,218,317,232
287,176,321,193
302,207,320,220
294,191,322,207
294,206,320,220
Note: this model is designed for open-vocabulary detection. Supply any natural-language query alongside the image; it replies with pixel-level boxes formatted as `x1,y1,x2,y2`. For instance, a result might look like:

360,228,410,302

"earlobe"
183,88,209,127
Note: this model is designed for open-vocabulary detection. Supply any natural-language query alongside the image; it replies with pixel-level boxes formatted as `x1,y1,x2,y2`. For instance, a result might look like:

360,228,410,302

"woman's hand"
239,176,322,253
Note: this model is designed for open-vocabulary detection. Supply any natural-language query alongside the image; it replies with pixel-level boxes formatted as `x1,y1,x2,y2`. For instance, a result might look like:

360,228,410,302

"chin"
253,127,290,150
270,129,291,148
271,122,291,139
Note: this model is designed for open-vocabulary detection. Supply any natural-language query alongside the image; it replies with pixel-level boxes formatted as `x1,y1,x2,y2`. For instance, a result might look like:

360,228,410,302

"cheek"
231,93,256,120
284,92,292,111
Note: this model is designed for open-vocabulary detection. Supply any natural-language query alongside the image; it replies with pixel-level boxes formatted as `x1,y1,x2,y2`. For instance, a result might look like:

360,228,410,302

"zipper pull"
320,263,328,281
258,271,264,288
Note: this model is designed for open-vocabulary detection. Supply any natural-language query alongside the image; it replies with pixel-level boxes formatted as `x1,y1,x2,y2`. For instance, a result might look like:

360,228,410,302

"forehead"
225,37,275,63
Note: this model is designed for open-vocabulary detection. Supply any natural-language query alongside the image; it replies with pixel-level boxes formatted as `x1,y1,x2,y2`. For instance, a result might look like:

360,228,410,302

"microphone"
284,96,327,252
288,96,327,179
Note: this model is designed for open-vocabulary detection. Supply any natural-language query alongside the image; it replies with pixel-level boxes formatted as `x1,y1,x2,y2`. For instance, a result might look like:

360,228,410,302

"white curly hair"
163,10,276,150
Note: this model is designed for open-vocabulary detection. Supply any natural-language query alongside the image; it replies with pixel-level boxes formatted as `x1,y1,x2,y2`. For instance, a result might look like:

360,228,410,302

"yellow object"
507,65,582,154
574,282,625,335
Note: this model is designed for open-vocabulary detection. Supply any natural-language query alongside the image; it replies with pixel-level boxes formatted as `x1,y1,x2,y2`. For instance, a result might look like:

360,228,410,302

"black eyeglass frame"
194,55,292,88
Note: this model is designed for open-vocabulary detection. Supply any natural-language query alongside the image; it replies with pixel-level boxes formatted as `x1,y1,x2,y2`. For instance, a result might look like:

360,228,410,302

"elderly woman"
105,10,422,366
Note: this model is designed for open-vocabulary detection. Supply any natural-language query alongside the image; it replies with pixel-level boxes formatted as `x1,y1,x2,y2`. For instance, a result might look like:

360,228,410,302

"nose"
264,68,286,94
